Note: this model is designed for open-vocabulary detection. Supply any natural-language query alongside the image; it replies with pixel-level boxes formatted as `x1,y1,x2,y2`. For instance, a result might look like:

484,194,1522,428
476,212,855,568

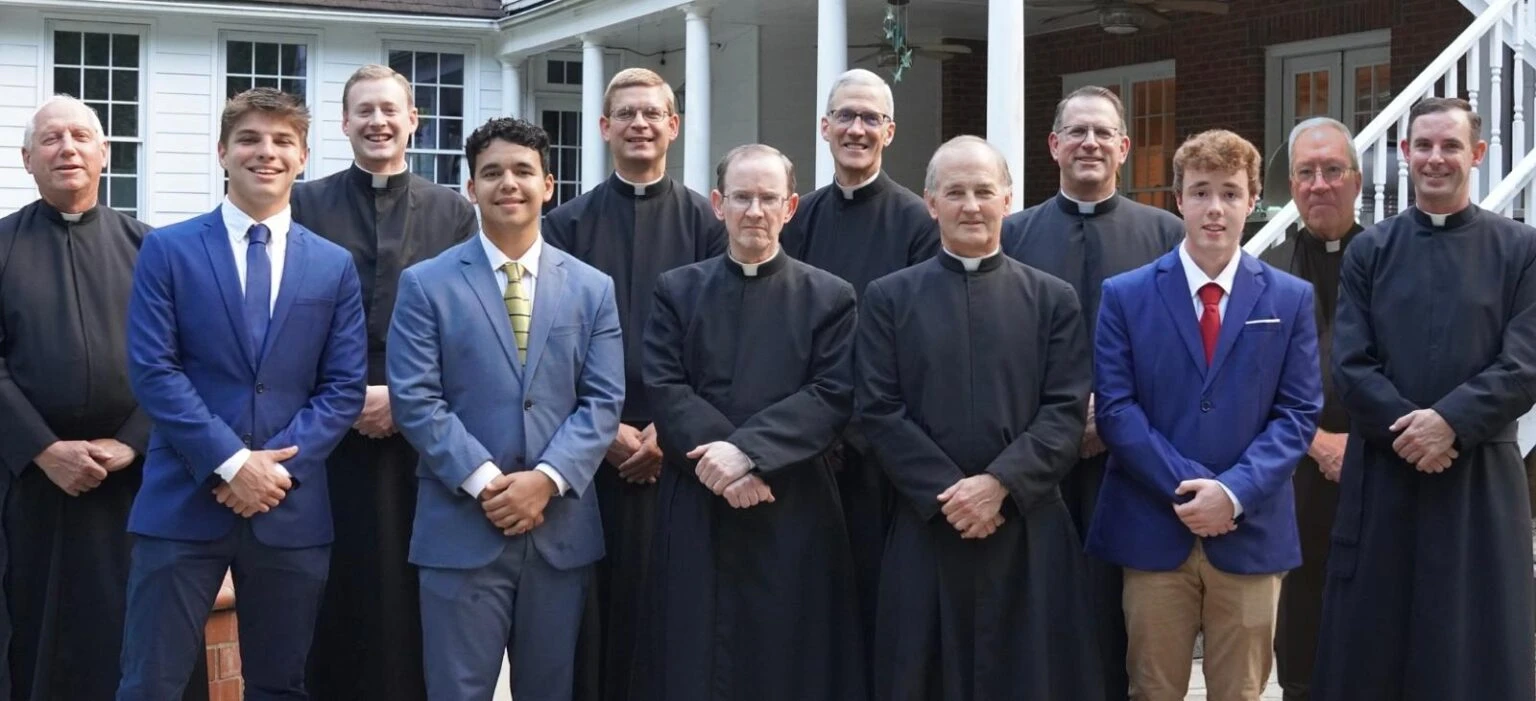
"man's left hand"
354,385,396,439
938,474,1008,537
689,441,753,494
617,423,663,484
1174,479,1236,537
88,438,137,472
1390,409,1457,471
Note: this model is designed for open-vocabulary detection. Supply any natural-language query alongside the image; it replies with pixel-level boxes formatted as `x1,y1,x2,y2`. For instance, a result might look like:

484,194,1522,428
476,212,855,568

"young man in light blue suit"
1088,130,1322,701
118,88,368,700
387,117,623,701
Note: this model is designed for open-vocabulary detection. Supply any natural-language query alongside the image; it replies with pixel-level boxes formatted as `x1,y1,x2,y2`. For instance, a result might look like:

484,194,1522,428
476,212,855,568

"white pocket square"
1244,318,1281,325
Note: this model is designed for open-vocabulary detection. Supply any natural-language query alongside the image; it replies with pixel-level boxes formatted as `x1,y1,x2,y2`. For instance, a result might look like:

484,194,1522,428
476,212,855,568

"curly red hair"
1173,129,1262,199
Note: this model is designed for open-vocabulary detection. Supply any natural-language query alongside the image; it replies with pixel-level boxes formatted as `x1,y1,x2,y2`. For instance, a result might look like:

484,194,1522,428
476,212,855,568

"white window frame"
537,94,583,209
214,29,319,193
384,40,477,190
44,20,148,218
1264,30,1391,176
536,52,584,93
1062,59,1176,208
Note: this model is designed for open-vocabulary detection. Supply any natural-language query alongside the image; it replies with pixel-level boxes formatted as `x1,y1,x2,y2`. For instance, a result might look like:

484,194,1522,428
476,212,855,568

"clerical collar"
1410,203,1479,230
38,198,100,225
836,171,884,200
939,247,1004,273
348,163,411,190
1053,191,1120,216
726,246,785,278
613,171,667,198
1299,223,1362,254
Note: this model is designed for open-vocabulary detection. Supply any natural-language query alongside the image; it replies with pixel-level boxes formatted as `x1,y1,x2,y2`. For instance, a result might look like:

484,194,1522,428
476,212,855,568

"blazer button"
515,455,525,465
241,433,253,446
1200,399,1212,413
256,383,266,394
524,399,534,410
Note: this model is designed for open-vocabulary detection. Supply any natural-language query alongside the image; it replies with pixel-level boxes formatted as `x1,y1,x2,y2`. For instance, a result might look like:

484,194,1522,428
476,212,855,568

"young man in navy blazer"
118,88,367,700
1087,129,1322,701
387,117,623,700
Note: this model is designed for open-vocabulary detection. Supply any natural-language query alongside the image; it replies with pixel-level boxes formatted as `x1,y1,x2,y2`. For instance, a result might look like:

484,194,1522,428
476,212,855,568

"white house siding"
0,8,46,213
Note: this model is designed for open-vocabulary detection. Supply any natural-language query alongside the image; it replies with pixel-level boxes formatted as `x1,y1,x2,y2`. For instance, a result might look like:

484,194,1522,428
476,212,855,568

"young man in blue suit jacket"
118,88,367,700
387,117,623,701
1088,129,1322,701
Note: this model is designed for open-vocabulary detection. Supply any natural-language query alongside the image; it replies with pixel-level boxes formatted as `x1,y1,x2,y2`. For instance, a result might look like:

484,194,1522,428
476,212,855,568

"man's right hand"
218,446,297,517
605,424,644,470
34,440,110,496
1309,430,1347,483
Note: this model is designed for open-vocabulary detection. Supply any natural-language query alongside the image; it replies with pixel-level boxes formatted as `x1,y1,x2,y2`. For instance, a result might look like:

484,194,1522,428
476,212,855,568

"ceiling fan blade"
852,49,882,64
912,43,974,54
1030,0,1101,8
1125,5,1172,28
1139,0,1231,13
1039,7,1100,27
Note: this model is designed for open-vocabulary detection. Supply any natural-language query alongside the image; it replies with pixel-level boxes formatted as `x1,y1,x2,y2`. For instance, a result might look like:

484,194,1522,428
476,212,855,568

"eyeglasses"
724,192,787,211
608,107,671,124
1057,124,1121,143
1291,165,1354,184
827,108,891,129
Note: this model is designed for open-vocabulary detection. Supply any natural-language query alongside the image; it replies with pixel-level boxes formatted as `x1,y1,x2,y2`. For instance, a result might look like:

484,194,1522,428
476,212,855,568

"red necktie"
1199,282,1223,366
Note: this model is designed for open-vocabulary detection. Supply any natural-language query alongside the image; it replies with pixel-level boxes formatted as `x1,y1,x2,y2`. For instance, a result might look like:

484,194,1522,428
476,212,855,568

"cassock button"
1200,399,1212,413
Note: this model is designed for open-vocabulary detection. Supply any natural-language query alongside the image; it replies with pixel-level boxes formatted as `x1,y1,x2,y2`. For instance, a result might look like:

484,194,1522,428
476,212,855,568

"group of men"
0,53,1530,701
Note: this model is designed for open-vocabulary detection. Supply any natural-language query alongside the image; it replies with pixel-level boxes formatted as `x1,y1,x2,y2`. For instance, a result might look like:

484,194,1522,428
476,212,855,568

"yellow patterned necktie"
501,261,530,364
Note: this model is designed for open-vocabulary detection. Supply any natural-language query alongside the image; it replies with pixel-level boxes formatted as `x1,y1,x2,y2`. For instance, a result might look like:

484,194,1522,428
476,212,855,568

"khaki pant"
1124,541,1283,701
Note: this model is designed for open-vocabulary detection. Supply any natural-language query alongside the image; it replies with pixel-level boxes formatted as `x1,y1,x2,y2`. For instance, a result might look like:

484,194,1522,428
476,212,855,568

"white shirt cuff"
216,449,250,482
461,461,502,498
1217,482,1244,518
535,463,570,496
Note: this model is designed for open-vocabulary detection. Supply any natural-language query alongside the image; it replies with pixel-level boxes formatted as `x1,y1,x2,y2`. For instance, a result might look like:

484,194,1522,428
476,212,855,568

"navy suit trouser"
117,520,330,701
420,535,588,701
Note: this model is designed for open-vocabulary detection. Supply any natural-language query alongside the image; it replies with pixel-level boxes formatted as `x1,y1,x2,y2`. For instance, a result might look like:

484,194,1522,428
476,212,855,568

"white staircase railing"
1245,0,1530,255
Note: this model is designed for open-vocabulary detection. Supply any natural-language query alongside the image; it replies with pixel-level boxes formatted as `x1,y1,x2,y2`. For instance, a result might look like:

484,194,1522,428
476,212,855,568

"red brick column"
204,572,242,701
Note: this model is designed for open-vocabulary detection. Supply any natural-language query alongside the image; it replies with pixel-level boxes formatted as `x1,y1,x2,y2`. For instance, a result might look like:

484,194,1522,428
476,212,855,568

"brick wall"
205,574,242,701
940,0,1472,204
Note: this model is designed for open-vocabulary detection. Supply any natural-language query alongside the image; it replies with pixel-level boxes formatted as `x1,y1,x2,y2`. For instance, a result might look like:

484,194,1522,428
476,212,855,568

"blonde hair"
603,67,676,116
343,64,413,111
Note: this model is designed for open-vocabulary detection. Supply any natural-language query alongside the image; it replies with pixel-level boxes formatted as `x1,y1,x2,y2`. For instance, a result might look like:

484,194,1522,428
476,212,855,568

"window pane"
254,76,279,90
84,68,109,100
110,141,136,172
54,31,81,65
416,85,437,116
109,176,136,209
437,155,461,186
389,50,412,78
416,118,438,149
442,118,463,149
410,152,435,180
1315,71,1330,114
440,53,464,86
440,87,463,118
281,78,306,99
228,76,250,99
229,41,253,75
112,69,137,102
54,67,79,97
112,34,139,68
83,33,110,65
542,110,561,137
280,43,304,77
1294,73,1311,119
560,147,577,181
110,104,136,138
416,53,439,85
254,42,279,76
561,111,578,143
86,102,109,132
547,60,562,85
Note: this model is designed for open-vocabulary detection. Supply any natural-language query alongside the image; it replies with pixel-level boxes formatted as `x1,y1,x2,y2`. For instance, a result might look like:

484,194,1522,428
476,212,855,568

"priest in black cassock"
1314,97,1536,701
1001,85,1181,701
639,144,863,701
857,136,1100,701
294,65,476,701
0,96,205,701
1258,117,1360,701
779,69,939,655
543,67,725,701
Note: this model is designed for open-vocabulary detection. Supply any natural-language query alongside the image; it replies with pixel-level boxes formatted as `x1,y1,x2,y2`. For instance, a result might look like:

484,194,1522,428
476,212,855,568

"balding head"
924,136,1011,193
22,96,108,212
923,136,1013,257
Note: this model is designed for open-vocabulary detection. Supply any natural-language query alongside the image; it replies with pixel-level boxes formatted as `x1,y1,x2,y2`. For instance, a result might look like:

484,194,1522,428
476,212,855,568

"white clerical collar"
837,171,881,200
358,163,407,189
1325,240,1341,252
60,211,82,222
1061,190,1115,214
1177,242,1241,300
729,246,780,277
943,246,1000,272
616,172,664,196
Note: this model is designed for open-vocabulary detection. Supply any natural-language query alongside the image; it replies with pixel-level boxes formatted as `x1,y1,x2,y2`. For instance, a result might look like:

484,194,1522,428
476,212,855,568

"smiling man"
1087,129,1320,701
1312,97,1536,701
118,87,367,700
291,63,476,701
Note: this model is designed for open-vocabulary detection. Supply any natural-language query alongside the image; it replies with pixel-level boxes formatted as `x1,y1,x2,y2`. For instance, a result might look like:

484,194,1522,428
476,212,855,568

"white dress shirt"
1176,242,1246,517
943,246,1001,272
214,198,293,482
460,232,572,499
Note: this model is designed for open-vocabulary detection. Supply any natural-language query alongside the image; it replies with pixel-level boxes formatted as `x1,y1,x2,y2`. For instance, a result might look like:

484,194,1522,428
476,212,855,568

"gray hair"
715,143,797,195
23,95,105,150
924,135,1012,193
1287,117,1359,171
825,68,895,120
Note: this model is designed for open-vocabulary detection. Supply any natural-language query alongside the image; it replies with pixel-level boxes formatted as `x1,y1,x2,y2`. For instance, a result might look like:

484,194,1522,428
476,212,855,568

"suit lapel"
1155,254,1208,378
522,247,568,391
259,227,308,367
1205,254,1265,390
201,209,257,372
460,241,523,379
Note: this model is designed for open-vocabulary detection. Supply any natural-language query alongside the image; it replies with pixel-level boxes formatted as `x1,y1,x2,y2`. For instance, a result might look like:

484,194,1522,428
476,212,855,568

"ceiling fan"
1035,0,1231,35
850,40,974,65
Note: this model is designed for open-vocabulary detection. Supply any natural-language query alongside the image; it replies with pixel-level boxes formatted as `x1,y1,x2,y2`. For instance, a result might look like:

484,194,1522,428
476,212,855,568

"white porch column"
987,0,1025,212
500,56,524,119
814,0,847,188
582,37,607,192
683,5,713,193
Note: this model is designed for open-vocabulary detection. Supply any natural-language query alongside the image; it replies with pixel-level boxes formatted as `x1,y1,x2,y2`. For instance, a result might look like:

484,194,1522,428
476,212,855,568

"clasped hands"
607,423,662,484
34,438,137,496
480,470,557,537
1389,409,1458,473
1174,479,1236,538
691,441,775,509
937,474,1007,539
213,446,297,518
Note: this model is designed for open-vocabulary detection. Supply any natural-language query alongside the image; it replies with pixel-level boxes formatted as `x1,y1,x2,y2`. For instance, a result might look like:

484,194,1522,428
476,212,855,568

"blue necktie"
245,223,271,360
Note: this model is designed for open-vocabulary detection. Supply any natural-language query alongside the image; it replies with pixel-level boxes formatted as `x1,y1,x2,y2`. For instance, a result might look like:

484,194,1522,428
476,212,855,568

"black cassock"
292,165,475,701
1315,205,1536,701
1002,192,1180,701
1259,224,1359,700
857,252,1100,701
0,201,206,701
544,172,726,701
637,252,864,701
779,170,940,663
